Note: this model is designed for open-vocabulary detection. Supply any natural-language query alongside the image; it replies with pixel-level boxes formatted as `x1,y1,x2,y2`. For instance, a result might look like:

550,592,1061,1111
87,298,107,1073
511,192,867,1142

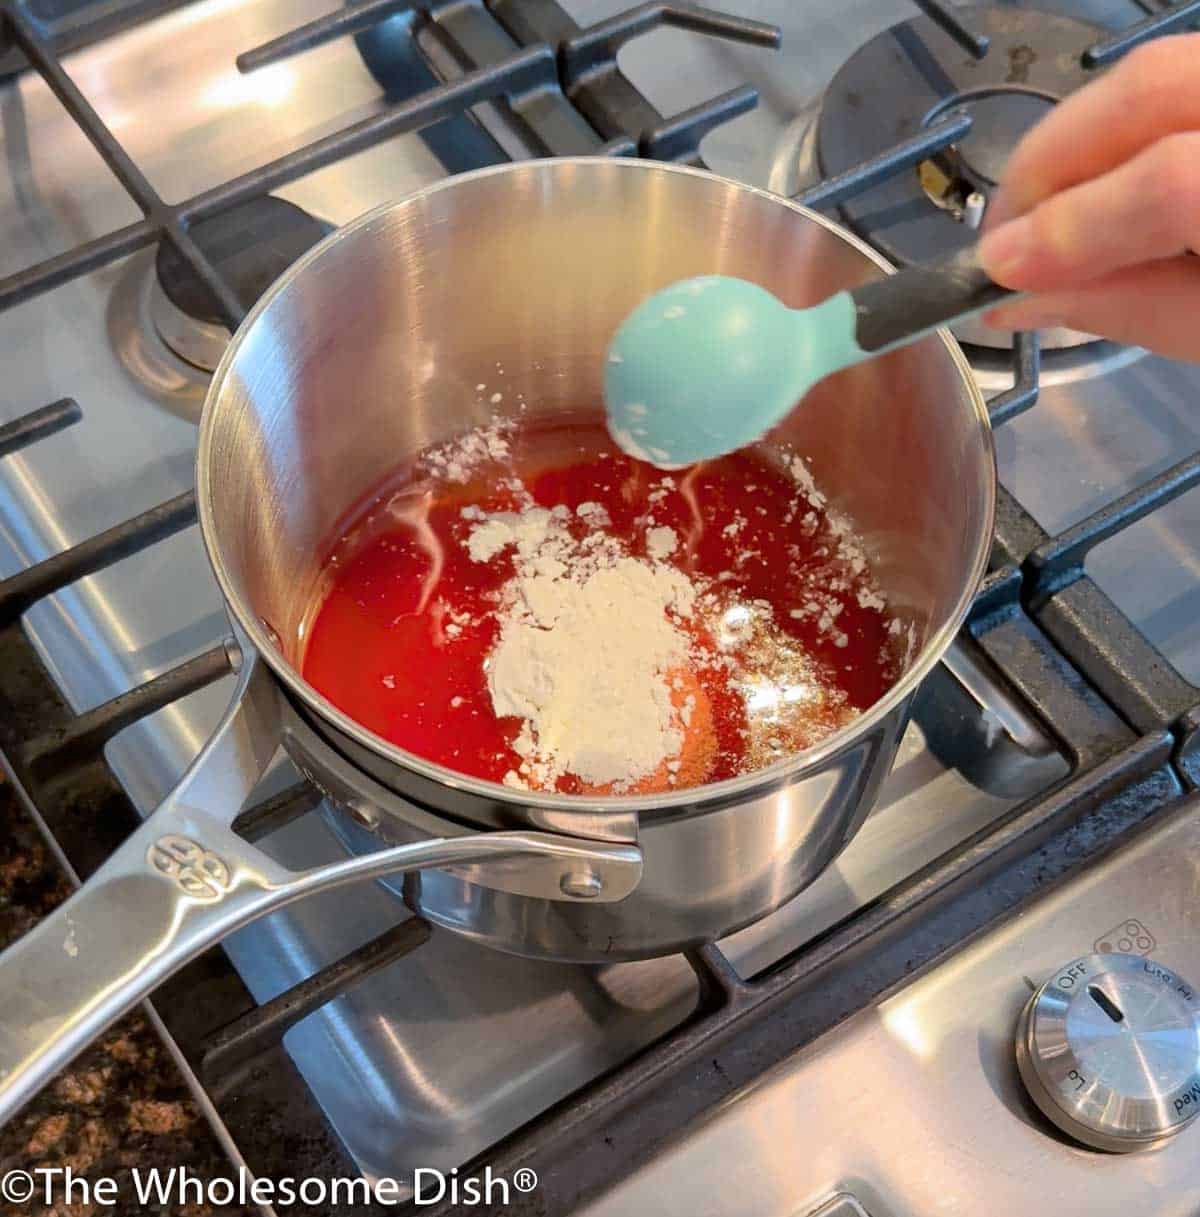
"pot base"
284,690,911,963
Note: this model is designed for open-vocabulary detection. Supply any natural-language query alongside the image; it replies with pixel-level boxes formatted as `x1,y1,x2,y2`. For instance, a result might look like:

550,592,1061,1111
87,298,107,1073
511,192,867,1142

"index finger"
988,32,1200,225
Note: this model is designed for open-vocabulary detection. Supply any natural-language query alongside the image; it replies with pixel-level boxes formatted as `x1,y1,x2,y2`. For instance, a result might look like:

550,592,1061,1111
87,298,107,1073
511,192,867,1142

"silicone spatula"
604,246,1014,467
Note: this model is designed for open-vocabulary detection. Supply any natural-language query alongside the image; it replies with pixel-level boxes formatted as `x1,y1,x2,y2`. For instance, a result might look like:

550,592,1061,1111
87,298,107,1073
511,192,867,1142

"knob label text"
1174,1081,1200,1116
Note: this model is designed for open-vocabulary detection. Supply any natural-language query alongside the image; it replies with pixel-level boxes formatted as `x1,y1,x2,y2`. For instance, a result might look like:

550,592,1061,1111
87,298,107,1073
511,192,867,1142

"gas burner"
151,196,332,373
816,6,1108,354
965,333,1147,392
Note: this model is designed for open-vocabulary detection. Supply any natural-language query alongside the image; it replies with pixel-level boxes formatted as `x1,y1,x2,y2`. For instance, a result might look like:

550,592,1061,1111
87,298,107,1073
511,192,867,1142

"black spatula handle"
849,245,1017,353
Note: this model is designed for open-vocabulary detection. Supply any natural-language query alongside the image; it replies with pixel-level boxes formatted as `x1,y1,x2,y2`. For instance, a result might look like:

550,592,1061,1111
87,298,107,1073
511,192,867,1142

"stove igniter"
1016,953,1200,1153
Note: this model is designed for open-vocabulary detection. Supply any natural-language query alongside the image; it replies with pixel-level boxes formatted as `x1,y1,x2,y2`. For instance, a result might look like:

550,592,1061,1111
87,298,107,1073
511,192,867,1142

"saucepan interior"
197,158,994,812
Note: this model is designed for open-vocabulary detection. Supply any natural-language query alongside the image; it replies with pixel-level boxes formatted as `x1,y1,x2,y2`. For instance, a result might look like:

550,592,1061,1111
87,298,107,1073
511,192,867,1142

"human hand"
978,33,1200,360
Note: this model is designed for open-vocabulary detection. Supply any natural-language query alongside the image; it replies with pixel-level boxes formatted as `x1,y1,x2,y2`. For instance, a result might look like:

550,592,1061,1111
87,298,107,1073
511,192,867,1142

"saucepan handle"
0,652,281,1126
0,654,642,1126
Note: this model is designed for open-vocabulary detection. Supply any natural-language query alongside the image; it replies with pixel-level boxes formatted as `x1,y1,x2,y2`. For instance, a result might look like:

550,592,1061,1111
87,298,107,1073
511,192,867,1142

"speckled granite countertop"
0,784,256,1217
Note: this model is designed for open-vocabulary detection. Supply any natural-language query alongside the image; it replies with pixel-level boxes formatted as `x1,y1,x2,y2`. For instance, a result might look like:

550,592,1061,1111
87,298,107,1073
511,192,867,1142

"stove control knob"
1016,953,1200,1153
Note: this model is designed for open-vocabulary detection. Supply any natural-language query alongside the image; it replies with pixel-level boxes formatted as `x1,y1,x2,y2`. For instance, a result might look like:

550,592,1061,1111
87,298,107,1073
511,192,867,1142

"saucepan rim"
196,156,996,816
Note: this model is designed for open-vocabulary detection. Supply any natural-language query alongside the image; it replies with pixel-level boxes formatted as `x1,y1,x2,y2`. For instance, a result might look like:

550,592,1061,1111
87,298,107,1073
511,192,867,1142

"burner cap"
938,89,1055,187
817,6,1104,352
155,196,332,328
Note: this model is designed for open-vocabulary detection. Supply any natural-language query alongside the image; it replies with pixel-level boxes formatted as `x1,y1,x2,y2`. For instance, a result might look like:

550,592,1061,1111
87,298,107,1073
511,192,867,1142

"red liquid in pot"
301,419,900,794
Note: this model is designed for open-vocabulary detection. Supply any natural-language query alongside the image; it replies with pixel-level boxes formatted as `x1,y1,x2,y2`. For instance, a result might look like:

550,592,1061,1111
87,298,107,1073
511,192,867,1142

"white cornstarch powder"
465,498,696,789
407,427,899,792
491,559,694,786
421,418,514,483
645,525,679,560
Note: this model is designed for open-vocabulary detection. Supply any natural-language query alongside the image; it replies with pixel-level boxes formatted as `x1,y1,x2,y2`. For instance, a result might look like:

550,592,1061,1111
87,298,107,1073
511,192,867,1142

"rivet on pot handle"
0,651,643,1127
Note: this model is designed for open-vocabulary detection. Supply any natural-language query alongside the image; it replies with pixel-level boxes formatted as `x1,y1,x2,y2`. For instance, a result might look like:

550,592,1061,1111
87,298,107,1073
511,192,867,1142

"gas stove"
581,795,1200,1217
1,0,1198,1212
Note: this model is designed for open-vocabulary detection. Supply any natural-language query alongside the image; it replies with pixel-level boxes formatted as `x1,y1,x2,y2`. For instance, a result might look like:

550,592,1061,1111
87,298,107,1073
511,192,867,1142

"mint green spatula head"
603,275,862,468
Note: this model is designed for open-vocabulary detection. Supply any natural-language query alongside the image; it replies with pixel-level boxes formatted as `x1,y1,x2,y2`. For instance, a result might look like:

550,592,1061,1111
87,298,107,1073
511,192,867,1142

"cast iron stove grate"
0,1,1198,1213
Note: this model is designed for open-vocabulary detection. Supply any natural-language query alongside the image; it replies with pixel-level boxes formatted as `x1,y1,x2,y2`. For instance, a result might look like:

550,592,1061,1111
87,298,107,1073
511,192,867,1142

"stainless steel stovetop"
1,0,1198,1206
581,791,1200,1217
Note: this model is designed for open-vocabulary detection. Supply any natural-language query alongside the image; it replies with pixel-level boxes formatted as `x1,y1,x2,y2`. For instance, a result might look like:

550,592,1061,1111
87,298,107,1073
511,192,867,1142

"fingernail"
979,214,1034,282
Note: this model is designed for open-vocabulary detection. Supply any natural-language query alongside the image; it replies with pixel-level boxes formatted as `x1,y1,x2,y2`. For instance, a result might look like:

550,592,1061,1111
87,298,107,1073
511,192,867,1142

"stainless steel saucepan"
0,159,995,1124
